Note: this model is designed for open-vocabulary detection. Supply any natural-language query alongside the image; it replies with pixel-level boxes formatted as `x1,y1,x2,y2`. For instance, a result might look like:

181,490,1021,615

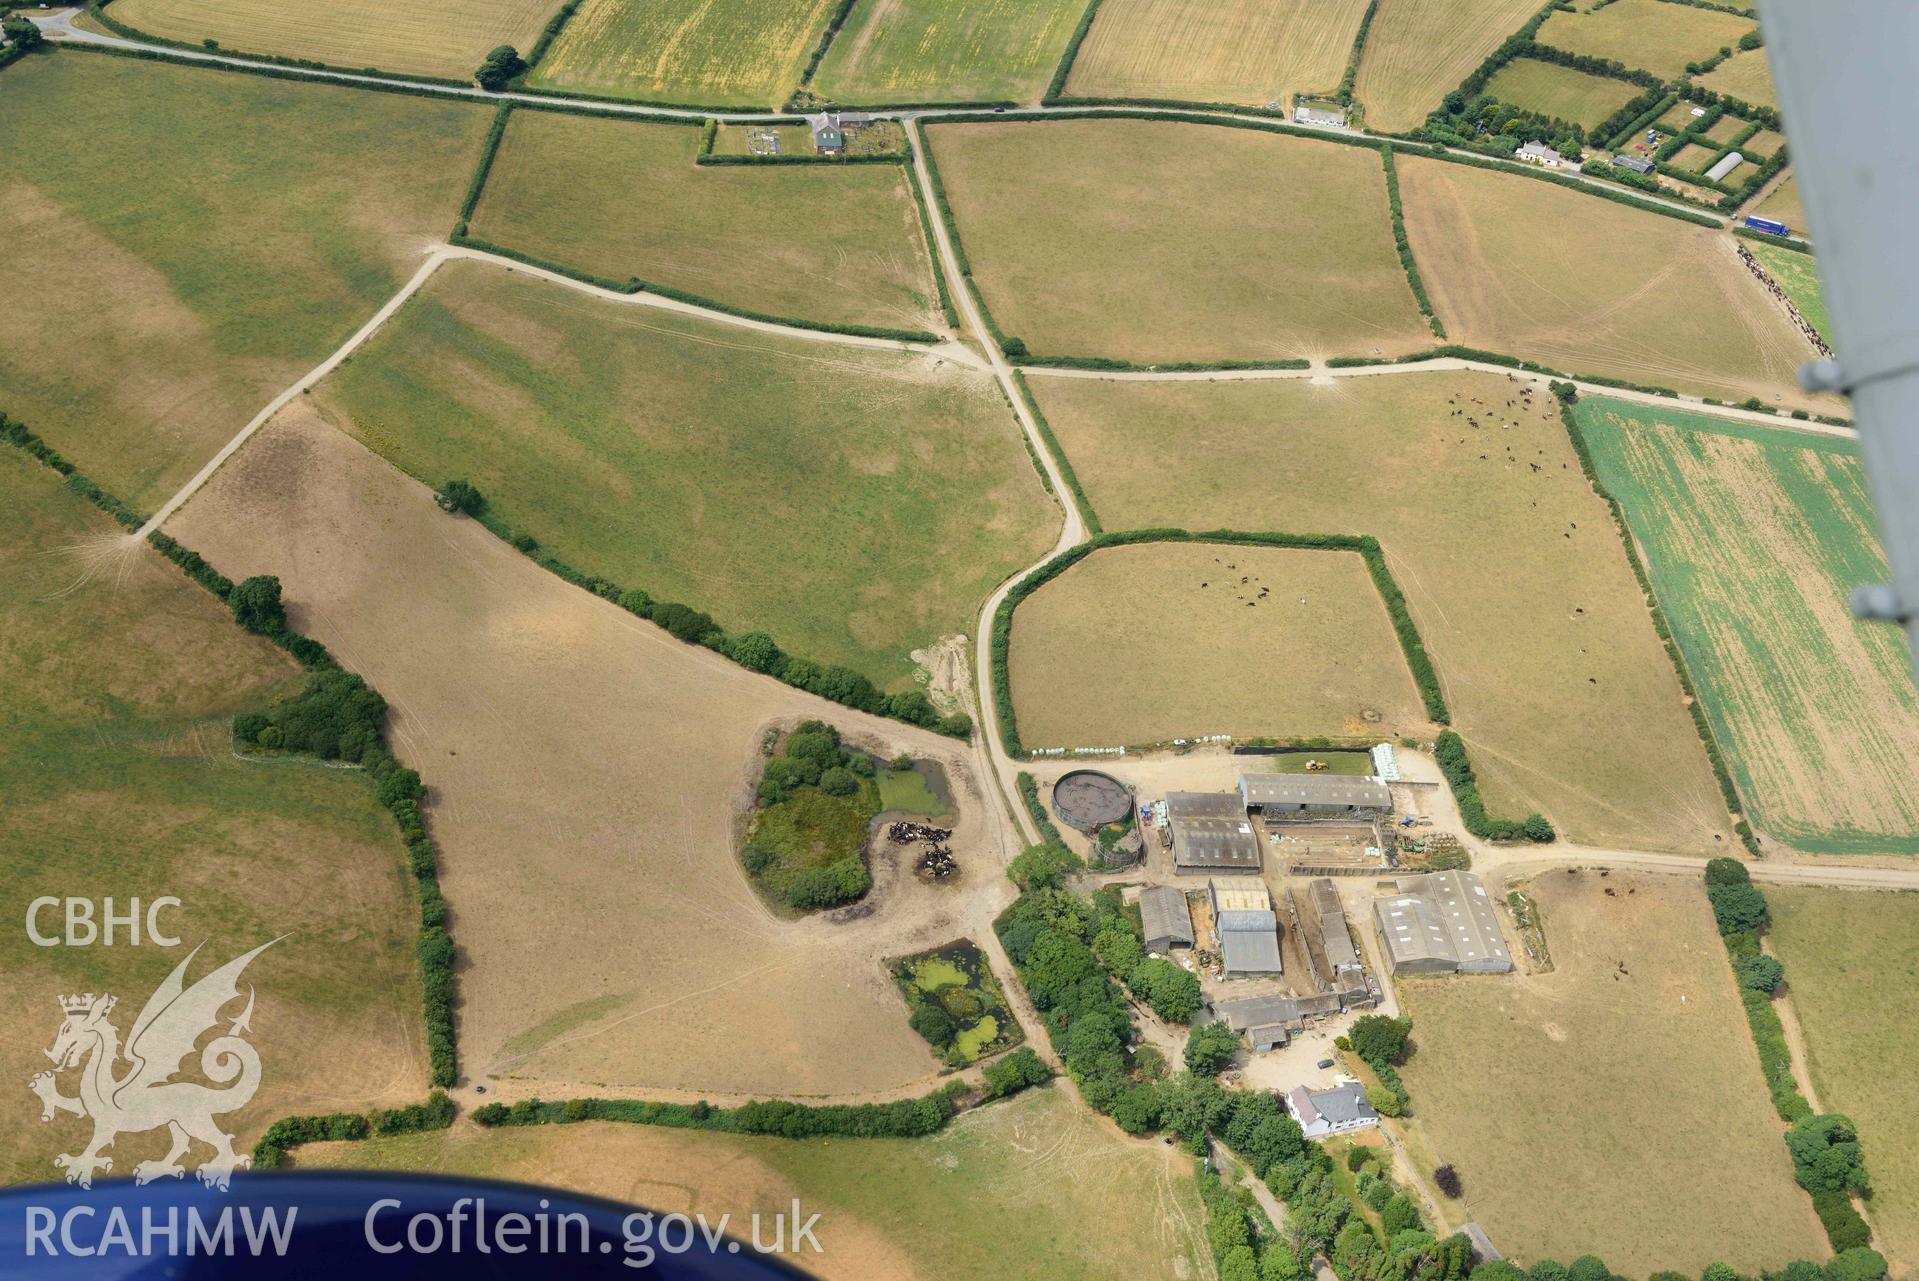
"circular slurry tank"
1052,770,1134,833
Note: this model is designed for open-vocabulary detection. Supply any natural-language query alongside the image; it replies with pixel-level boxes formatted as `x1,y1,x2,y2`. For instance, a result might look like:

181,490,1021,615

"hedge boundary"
518,0,581,75
253,1091,455,1169
1043,0,1106,102
990,528,1453,758
1010,372,1100,535
84,0,474,87
1381,147,1446,338
793,0,858,97
1552,385,1755,850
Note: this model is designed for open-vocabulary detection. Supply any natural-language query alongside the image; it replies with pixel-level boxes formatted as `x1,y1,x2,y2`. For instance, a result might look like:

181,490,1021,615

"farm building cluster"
804,110,874,155
1160,761,1398,878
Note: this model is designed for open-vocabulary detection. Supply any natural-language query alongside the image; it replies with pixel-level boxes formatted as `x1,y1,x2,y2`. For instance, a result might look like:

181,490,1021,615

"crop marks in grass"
528,0,837,107
811,0,1086,106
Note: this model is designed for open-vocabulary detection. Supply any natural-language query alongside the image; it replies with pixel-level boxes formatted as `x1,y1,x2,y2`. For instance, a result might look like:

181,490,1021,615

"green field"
1026,369,1731,853
811,0,1087,105
1699,47,1778,109
1577,398,1919,853
0,53,489,512
1536,0,1757,81
1483,58,1639,131
314,260,1056,689
467,110,941,332
528,0,836,106
296,1087,1208,1279
1748,241,1831,343
1768,888,1919,1273
892,940,1021,1064
927,118,1429,363
0,448,423,1184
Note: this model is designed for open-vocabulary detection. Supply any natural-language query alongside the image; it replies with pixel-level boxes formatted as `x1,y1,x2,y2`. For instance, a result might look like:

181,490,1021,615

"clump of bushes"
981,1046,1052,1099
474,44,525,91
744,721,878,912
1434,730,1554,842
1008,840,1081,891
435,479,485,516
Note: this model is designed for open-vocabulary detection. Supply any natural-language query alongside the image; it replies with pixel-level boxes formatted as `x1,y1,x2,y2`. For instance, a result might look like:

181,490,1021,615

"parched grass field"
927,119,1429,364
0,449,424,1185
1577,401,1919,853
810,0,1086,105
1767,888,1919,1273
105,0,559,77
1027,369,1730,853
314,260,1053,689
1063,0,1373,108
296,1087,1209,1280
170,404,1005,1099
1748,242,1831,343
527,0,836,107
466,110,941,333
1008,542,1431,749
1354,0,1545,132
1400,871,1826,1272
1755,174,1807,233
1397,155,1832,411
1482,58,1640,131
1699,47,1778,110
1535,0,1757,81
0,53,489,512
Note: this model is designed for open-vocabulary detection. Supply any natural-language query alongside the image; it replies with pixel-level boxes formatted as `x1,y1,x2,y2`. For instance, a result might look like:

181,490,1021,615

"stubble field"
296,1087,1209,1280
927,119,1429,364
528,0,836,106
1398,870,1827,1274
1063,0,1373,108
1767,888,1919,1274
1353,0,1546,132
810,0,1087,105
467,110,941,333
1755,175,1807,234
0,54,489,512
1397,155,1832,411
105,0,559,77
0,449,424,1185
1578,401,1919,853
313,260,1055,690
1008,541,1430,748
168,405,1022,1100
1534,0,1757,81
1027,368,1730,853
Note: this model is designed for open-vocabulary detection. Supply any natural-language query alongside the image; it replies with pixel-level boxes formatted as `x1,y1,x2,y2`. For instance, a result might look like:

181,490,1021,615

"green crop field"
1699,47,1778,109
1397,154,1833,412
1062,0,1373,108
810,0,1087,105
106,0,560,78
1482,58,1640,131
0,53,489,512
1027,369,1730,853
1577,399,1919,853
314,260,1056,689
1354,0,1545,132
1768,888,1919,1274
1747,242,1831,343
1535,0,1757,81
467,110,941,333
927,118,1428,364
528,0,836,106
0,448,424,1185
1008,541,1431,748
1399,870,1827,1274
296,1086,1209,1279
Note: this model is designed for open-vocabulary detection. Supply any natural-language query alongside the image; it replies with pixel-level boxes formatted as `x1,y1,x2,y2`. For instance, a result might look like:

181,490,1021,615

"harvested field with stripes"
1354,0,1544,132
529,0,836,106
1063,0,1373,108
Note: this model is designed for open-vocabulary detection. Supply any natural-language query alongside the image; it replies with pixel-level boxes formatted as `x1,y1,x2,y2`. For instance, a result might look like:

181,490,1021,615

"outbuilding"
1613,153,1655,174
1705,150,1745,182
1372,869,1513,975
1140,885,1196,954
1239,773,1391,819
1167,792,1262,873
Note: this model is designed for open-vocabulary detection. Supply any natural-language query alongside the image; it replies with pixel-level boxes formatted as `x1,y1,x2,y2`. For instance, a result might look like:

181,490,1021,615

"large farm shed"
1239,772,1391,818
1140,885,1196,954
1293,877,1374,1005
1210,877,1282,977
1373,870,1513,975
1214,991,1344,1051
1167,791,1262,873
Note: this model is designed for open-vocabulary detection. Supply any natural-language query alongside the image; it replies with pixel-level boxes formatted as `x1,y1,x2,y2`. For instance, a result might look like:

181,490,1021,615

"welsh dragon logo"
28,939,279,1190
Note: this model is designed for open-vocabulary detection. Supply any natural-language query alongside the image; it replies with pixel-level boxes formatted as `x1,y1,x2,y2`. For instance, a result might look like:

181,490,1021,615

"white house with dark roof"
1285,1081,1380,1139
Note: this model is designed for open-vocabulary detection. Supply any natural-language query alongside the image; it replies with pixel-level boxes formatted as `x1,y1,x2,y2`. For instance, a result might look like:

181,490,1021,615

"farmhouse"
1210,877,1283,977
1705,150,1744,182
1140,885,1196,954
1372,870,1513,975
805,111,846,154
1285,1082,1380,1139
1613,153,1655,175
1167,791,1262,873
1214,991,1344,1052
1240,772,1391,819
1515,141,1563,167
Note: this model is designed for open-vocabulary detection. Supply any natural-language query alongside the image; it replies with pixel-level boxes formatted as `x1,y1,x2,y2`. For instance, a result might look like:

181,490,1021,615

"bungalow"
1515,141,1563,168
1285,1081,1380,1139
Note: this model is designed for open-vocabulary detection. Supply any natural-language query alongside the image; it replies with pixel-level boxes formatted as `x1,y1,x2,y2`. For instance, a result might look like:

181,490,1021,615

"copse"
475,45,526,91
435,479,485,516
229,574,286,635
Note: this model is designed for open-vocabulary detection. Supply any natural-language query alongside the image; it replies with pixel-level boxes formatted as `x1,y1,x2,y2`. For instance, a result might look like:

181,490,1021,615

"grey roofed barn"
1238,773,1391,815
1217,909,1283,976
1140,885,1195,953
1373,869,1513,974
1167,792,1262,872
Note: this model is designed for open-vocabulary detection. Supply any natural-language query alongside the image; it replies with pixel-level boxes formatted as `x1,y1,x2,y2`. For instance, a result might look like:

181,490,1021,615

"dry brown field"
1027,368,1730,853
1354,0,1545,132
1754,174,1806,232
1064,0,1374,108
297,1086,1210,1279
467,109,940,333
1535,0,1757,81
1398,870,1827,1273
1008,541,1431,748
928,118,1429,364
107,0,559,77
169,406,1024,1101
0,448,423,1185
1397,155,1833,412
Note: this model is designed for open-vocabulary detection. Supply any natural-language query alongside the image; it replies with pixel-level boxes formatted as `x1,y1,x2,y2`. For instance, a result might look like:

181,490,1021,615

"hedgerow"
473,1083,970,1139
1381,147,1445,337
1016,772,1067,845
0,411,144,530
1043,0,1106,101
1433,730,1553,842
1011,372,1101,533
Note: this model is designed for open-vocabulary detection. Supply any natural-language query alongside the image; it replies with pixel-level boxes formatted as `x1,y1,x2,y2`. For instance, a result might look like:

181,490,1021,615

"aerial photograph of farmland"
3,2,1915,1279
